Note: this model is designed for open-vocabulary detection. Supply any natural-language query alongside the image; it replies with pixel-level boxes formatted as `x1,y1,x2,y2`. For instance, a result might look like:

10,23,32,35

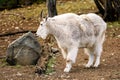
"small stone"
66,75,70,78
51,47,59,54
16,72,22,76
15,27,19,30
101,78,104,80
111,53,114,56
73,79,79,80
102,59,105,62
117,35,120,38
61,74,65,78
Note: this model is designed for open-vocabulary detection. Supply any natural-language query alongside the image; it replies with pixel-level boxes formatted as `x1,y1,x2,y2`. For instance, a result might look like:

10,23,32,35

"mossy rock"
6,32,42,65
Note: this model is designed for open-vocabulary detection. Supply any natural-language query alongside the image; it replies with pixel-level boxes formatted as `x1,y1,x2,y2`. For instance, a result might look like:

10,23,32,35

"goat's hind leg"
94,33,105,67
84,48,94,68
94,44,103,67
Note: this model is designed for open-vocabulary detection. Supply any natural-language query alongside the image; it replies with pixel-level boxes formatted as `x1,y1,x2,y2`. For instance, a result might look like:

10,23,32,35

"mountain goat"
36,13,107,72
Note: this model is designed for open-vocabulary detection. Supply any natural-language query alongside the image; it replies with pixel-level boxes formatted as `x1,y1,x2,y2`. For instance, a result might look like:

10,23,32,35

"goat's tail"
98,22,107,44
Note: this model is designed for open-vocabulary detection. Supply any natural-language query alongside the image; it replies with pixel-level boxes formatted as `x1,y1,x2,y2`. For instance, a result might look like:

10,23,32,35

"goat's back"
53,13,78,20
79,13,107,37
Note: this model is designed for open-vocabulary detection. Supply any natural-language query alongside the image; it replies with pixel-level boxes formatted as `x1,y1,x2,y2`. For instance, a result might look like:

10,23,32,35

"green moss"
107,22,120,28
45,56,55,74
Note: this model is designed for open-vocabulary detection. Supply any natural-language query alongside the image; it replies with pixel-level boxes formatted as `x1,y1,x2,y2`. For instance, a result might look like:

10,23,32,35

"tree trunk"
46,0,57,44
104,0,116,21
94,0,105,15
46,0,57,17
94,0,120,21
113,0,120,21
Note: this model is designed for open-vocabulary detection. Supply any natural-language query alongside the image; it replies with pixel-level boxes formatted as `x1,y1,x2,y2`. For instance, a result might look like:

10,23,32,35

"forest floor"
0,0,120,80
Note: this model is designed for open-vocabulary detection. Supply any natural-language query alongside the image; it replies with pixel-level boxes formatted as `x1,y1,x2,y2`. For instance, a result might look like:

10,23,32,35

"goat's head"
36,10,49,39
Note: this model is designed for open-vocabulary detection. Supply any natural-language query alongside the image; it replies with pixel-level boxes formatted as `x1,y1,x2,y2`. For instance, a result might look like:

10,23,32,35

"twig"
0,56,6,59
0,30,36,37
0,13,26,19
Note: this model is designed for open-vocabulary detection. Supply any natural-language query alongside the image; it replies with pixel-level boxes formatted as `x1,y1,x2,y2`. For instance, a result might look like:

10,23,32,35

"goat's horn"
40,9,43,20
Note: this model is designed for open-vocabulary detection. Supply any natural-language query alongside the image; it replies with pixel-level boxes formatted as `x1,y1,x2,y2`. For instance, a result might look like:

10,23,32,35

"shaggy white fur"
36,13,107,72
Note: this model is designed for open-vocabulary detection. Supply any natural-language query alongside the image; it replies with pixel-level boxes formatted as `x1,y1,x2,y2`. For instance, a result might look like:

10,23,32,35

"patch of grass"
107,21,120,28
0,0,97,21
0,58,22,68
0,58,8,67
57,0,96,14
45,56,56,75
14,64,22,68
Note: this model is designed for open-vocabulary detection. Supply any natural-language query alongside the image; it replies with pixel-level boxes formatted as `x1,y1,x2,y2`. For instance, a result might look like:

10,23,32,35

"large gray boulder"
6,32,41,65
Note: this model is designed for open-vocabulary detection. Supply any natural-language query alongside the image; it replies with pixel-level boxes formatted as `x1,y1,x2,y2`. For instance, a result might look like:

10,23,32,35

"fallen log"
0,30,36,37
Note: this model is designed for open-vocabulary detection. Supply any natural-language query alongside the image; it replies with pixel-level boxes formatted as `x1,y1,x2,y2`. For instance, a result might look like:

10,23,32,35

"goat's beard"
36,31,48,39
40,33,48,39
36,27,49,40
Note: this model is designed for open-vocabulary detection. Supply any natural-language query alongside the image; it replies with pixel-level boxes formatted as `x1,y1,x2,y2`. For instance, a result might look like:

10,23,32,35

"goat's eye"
40,24,43,26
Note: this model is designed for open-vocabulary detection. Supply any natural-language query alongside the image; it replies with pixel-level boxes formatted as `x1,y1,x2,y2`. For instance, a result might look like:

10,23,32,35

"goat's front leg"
61,48,67,59
56,40,67,59
64,47,78,72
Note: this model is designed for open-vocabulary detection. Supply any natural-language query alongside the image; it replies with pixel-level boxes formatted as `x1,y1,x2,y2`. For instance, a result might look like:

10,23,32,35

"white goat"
36,13,107,72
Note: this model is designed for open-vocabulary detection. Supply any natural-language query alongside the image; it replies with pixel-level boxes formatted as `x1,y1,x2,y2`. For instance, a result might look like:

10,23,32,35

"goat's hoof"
85,64,91,68
93,64,99,68
64,68,70,73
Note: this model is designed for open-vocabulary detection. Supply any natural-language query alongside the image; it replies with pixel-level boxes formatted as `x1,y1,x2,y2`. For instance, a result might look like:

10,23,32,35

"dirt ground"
0,13,120,80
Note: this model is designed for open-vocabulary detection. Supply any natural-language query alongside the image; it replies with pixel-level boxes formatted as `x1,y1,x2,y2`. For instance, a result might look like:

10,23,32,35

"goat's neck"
49,24,65,39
